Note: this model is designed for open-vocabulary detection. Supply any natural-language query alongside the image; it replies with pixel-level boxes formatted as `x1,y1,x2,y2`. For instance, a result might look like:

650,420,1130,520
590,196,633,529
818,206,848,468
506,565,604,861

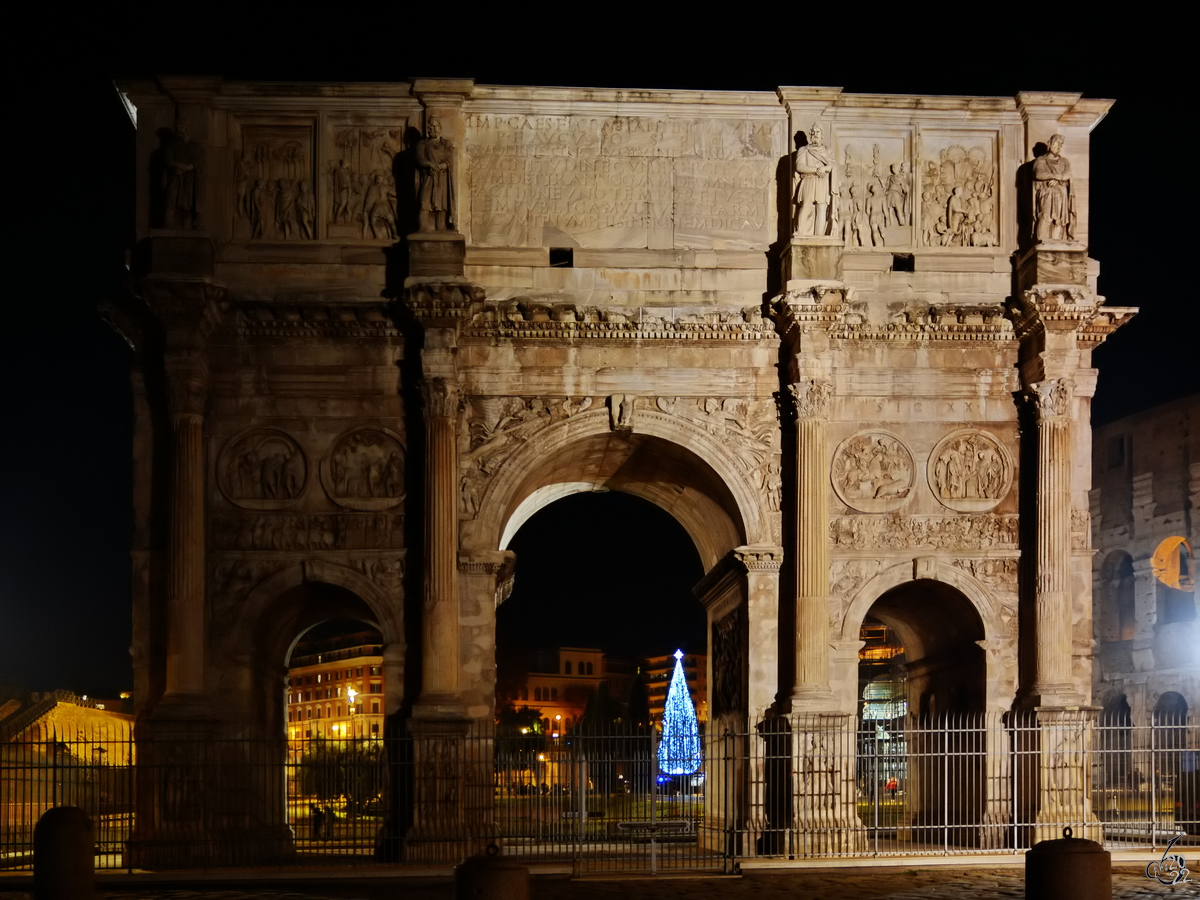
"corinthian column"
1031,377,1077,701
163,355,208,700
417,376,463,714
790,377,835,707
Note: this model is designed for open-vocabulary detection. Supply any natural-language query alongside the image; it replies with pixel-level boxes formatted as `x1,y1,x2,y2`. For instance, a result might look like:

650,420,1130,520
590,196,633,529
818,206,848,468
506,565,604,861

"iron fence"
2,712,1198,871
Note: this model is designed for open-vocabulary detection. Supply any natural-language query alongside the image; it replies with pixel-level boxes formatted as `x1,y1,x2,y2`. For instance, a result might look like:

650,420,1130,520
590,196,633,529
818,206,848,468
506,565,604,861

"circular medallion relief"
927,429,1012,512
320,428,406,511
217,429,307,510
830,431,915,513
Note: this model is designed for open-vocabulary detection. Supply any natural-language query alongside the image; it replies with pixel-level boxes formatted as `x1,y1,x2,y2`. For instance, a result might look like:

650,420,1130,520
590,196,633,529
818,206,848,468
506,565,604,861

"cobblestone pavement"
0,867,1192,899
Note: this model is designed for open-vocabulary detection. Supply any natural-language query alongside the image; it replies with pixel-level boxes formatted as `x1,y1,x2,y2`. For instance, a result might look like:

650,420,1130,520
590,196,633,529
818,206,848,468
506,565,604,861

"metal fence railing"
2,712,1198,871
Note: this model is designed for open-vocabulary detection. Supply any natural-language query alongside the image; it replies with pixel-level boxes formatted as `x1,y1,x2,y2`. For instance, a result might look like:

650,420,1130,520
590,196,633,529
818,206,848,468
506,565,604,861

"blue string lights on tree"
657,650,702,775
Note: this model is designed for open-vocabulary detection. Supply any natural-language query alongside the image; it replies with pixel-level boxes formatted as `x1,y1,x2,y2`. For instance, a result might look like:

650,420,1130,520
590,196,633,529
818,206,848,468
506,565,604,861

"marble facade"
109,77,1134,862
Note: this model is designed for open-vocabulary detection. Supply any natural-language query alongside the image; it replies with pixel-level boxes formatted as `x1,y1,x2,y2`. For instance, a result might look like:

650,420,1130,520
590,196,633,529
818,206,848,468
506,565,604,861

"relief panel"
917,132,999,248
233,124,316,241
833,131,912,249
326,120,408,241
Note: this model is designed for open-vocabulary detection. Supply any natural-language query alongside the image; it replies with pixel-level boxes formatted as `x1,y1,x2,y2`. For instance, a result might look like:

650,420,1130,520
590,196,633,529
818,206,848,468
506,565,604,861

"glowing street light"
346,686,358,712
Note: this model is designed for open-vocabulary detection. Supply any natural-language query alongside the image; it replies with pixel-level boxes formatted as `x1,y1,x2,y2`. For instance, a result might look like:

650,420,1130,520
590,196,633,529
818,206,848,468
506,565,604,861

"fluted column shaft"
1033,379,1074,695
420,377,461,702
164,358,208,698
790,379,832,702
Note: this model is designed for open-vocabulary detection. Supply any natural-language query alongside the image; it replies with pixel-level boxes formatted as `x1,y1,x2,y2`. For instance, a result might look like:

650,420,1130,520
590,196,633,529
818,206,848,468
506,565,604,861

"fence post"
34,806,94,900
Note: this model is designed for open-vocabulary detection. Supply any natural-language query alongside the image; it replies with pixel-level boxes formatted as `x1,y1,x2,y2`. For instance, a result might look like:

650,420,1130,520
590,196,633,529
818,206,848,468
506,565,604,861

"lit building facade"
286,631,386,744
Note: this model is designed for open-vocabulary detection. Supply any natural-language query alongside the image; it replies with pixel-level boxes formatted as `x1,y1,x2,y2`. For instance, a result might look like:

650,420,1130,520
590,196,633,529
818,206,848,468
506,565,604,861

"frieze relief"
328,124,406,240
459,303,770,341
320,429,406,511
829,514,1018,550
217,429,307,510
234,125,315,241
928,430,1012,513
459,397,594,518
919,141,997,248
211,513,400,551
831,431,914,513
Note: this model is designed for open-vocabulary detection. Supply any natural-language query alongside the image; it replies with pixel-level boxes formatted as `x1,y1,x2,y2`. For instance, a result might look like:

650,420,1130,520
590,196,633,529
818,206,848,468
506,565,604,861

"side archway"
215,560,405,731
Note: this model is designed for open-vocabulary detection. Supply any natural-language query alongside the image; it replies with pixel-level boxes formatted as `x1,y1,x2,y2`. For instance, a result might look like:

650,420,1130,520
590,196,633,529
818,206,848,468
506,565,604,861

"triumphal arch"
110,76,1133,864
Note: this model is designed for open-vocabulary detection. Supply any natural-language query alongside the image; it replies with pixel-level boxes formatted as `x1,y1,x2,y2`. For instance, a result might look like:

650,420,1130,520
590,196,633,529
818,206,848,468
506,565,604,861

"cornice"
459,304,777,343
213,301,400,340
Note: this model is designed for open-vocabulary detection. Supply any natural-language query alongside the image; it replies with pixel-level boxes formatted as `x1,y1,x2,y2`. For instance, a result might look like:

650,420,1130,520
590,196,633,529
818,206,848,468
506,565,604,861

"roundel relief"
830,431,915,513
928,429,1012,512
321,428,405,511
218,429,307,510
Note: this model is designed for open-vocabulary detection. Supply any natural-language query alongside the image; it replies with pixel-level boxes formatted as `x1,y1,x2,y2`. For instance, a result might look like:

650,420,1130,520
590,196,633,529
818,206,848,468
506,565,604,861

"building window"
356,667,363,677
551,687,558,700
369,683,382,693
372,701,380,714
586,662,593,675
370,666,382,676
534,687,542,701
371,723,379,735
315,707,321,719
337,704,343,717
565,661,572,675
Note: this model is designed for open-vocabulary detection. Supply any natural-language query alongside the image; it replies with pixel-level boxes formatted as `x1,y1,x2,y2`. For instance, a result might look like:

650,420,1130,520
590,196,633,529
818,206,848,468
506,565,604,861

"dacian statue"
791,123,839,237
416,116,455,232
1032,133,1075,243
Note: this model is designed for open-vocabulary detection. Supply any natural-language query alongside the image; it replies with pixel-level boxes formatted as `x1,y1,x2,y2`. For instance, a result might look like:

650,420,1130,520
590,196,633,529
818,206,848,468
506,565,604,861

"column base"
785,688,839,714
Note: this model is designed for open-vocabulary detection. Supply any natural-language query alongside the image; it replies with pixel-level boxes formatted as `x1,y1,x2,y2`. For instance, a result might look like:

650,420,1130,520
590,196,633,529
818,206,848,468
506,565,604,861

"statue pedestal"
408,231,466,279
783,236,843,288
1016,243,1087,291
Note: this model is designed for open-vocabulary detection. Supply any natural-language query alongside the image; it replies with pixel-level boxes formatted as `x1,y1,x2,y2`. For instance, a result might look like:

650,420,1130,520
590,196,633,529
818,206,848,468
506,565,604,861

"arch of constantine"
108,76,1135,865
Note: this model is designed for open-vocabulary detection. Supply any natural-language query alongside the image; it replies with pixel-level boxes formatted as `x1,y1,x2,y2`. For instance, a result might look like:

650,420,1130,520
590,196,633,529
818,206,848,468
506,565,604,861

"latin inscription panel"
466,113,783,250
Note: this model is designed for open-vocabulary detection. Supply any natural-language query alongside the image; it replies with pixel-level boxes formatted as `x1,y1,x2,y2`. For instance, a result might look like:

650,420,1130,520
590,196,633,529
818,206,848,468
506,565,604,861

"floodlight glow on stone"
657,649,702,776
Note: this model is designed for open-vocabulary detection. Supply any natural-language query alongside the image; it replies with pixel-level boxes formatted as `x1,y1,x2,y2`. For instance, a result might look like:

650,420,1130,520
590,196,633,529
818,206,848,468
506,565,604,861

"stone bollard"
34,806,95,900
455,842,529,900
1025,827,1111,900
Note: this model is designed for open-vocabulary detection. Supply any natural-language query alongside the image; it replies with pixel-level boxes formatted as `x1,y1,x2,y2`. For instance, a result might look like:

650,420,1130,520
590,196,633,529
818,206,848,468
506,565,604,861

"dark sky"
1,16,1193,695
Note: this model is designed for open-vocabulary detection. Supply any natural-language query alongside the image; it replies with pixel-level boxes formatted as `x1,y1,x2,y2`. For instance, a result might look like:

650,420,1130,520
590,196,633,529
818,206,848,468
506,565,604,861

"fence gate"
492,730,729,874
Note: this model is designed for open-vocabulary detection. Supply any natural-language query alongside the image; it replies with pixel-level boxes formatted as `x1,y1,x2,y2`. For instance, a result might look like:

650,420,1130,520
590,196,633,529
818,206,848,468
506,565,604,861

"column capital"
733,544,785,573
1025,377,1073,421
788,378,832,420
163,355,209,419
420,377,461,419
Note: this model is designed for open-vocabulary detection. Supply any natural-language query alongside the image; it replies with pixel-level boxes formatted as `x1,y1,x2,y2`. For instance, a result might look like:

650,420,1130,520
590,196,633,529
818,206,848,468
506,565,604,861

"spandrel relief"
233,125,315,241
928,429,1012,512
328,123,407,240
835,138,911,249
217,429,307,510
918,137,998,248
320,428,406,511
830,431,915,513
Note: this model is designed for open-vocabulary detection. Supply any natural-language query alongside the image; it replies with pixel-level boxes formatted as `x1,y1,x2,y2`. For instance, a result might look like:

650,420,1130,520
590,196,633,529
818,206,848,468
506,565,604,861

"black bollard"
34,806,95,900
455,842,529,900
1025,826,1111,900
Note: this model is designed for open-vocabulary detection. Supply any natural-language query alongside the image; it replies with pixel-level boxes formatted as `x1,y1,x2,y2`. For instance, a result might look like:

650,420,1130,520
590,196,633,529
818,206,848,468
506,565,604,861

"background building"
287,629,386,744
1092,395,1199,726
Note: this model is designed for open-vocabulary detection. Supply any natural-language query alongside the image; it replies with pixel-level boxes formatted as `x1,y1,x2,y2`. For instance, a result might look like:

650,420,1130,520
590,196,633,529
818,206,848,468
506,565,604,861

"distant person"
309,802,323,840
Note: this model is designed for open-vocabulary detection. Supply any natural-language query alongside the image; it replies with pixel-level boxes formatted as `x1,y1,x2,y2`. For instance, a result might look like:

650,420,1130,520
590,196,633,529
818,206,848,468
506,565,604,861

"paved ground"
0,867,1193,899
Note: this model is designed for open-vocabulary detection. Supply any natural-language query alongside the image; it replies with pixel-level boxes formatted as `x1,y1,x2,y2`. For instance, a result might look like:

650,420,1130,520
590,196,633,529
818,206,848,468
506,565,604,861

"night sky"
1,17,1193,696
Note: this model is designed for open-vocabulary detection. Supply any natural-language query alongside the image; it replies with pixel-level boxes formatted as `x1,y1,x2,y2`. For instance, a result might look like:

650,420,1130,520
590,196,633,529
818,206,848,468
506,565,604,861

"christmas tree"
657,650,702,775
